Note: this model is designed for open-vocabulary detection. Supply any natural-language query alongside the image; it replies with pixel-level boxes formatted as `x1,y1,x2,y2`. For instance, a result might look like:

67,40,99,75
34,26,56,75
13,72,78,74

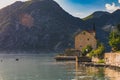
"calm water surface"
0,52,119,80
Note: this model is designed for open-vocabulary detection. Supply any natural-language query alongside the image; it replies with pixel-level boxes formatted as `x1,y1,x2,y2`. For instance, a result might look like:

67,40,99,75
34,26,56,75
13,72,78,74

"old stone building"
75,30,97,51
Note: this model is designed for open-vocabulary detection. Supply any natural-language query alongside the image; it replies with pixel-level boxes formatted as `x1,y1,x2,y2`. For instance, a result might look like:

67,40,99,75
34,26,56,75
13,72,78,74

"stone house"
75,30,97,51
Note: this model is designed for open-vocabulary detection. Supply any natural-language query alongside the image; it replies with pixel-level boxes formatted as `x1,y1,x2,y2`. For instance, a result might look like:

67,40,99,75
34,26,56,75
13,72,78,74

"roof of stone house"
74,30,95,37
87,30,95,33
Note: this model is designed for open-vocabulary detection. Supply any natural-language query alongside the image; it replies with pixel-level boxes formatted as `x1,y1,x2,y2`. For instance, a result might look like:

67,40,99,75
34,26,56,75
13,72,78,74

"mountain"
1,0,120,52
0,0,85,51
84,9,120,29
84,9,120,51
83,11,110,21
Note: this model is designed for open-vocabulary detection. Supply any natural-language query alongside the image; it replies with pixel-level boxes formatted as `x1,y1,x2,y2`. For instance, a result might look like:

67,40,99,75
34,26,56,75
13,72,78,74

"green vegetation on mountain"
83,14,93,20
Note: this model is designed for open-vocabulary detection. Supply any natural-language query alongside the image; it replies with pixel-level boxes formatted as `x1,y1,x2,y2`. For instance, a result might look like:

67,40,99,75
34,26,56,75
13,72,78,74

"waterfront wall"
92,57,100,63
55,56,91,62
104,52,120,67
77,57,91,62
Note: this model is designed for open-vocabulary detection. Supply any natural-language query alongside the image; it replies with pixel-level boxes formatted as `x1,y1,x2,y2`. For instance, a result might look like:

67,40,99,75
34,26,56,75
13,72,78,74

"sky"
0,0,120,18
0,0,28,9
54,0,120,18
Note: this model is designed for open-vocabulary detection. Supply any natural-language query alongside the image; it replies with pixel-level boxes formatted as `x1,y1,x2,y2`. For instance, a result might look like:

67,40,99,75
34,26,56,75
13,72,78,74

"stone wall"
92,57,100,63
77,57,91,62
104,52,120,67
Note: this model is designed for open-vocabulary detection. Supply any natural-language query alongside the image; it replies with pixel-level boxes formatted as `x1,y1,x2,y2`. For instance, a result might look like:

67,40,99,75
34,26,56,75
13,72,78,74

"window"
87,38,89,41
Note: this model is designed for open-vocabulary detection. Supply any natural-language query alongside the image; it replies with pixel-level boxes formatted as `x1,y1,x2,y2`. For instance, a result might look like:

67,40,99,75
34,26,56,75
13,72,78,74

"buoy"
16,58,19,61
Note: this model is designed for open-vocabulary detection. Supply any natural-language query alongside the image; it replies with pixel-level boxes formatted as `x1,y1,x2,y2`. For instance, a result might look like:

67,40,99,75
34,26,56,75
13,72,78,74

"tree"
81,45,92,56
89,43,105,59
109,25,120,51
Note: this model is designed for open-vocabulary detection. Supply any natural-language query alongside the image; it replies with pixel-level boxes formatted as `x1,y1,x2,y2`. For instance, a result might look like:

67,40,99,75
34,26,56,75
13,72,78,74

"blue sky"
54,0,120,18
0,0,120,18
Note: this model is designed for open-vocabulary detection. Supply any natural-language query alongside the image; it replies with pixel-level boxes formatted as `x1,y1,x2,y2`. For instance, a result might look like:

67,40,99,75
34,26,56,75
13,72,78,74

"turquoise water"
0,52,119,80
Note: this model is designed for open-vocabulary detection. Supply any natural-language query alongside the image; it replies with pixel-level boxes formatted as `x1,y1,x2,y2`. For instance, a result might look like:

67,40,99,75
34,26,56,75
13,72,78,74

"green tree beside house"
88,43,105,59
109,24,120,51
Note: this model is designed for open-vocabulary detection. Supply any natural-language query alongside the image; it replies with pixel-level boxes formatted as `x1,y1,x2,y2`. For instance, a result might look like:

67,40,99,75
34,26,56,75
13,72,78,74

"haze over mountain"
0,0,120,52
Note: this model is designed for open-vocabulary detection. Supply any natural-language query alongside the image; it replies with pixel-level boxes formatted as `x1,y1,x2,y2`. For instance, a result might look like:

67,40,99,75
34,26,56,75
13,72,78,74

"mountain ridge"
0,0,85,51
0,0,120,52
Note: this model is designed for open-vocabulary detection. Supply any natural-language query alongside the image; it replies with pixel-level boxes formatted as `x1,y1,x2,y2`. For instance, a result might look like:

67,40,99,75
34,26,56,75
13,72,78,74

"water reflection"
74,62,99,80
0,54,119,80
105,68,120,80
65,62,120,80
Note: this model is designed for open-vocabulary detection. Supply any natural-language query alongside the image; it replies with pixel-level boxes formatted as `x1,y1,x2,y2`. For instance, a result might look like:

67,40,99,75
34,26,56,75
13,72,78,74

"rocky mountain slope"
0,0,85,51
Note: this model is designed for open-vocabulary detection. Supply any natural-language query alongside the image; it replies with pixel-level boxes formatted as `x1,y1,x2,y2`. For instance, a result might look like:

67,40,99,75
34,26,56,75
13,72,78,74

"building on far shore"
75,30,97,52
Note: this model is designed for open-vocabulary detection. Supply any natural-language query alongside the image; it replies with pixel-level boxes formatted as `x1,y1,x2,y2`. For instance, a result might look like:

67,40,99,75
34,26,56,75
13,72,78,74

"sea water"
0,52,119,80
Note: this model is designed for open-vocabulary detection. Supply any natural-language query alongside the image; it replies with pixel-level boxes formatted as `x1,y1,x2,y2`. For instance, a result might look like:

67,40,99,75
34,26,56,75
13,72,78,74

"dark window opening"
87,38,89,41
80,45,82,47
